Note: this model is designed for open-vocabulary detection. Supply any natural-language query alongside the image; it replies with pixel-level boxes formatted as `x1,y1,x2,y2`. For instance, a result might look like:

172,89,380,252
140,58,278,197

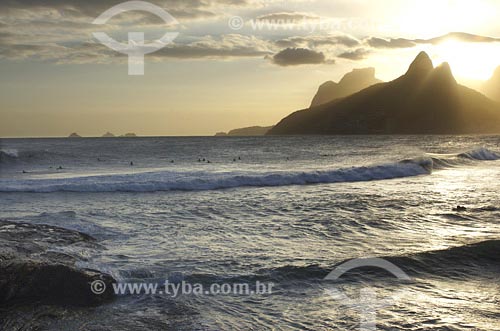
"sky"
1,0,500,137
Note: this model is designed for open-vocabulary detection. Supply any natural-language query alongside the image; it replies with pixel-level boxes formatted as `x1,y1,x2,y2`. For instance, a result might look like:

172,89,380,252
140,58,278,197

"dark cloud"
0,0,250,20
366,37,416,49
271,48,327,66
338,48,370,60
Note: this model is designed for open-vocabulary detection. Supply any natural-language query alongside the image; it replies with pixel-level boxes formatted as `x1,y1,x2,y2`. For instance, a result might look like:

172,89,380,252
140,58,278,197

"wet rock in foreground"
0,220,115,306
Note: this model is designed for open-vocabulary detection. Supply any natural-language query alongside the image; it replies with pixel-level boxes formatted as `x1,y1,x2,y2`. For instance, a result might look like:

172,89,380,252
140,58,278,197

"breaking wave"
458,147,500,161
0,149,19,163
1,148,498,193
0,158,431,192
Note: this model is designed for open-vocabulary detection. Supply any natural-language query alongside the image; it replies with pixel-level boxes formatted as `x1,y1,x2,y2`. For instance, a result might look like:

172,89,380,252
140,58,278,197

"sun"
432,40,500,81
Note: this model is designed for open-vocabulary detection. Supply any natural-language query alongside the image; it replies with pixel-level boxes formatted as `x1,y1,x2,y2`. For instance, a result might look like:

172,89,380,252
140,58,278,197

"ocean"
0,136,499,330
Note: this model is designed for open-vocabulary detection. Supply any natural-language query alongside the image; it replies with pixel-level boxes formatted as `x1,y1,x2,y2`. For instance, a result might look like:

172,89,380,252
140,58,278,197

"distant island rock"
216,126,274,136
120,133,137,137
102,132,115,138
483,66,500,102
68,132,81,138
310,68,382,107
269,52,500,135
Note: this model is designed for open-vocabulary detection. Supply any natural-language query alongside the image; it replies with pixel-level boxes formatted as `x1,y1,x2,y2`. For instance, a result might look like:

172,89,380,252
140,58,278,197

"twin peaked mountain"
269,52,500,135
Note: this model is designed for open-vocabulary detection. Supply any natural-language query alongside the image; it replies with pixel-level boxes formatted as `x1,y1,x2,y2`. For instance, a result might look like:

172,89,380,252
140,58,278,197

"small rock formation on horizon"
120,133,137,137
68,132,81,138
269,52,500,135
102,132,115,138
482,66,500,102
216,126,274,136
310,68,382,107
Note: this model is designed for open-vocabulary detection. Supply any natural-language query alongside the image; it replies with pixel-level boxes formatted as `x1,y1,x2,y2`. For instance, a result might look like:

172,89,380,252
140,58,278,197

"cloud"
420,32,500,44
366,37,416,49
366,32,500,49
338,48,370,60
0,34,274,63
2,0,498,69
152,34,273,59
256,12,320,22
0,0,253,20
271,48,328,66
275,34,360,49
0,0,279,64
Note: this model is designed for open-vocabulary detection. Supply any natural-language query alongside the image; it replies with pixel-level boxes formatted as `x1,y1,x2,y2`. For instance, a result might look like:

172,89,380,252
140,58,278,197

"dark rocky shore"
0,220,115,307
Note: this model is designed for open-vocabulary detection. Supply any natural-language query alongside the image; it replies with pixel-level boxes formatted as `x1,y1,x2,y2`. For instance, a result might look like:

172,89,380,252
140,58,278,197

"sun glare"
395,0,496,37
433,41,500,80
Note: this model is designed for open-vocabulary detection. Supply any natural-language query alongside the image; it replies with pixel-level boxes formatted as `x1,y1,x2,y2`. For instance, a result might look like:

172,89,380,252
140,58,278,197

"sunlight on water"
0,136,499,330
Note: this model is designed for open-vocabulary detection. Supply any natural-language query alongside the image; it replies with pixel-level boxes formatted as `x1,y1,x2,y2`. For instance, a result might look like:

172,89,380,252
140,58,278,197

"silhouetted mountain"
310,68,382,107
269,52,500,135
68,132,81,138
102,132,115,138
216,126,274,136
483,66,500,102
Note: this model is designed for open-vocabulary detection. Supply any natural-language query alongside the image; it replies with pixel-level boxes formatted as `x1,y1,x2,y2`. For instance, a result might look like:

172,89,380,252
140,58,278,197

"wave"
384,240,500,276
458,147,500,161
116,240,500,290
0,149,59,164
1,148,498,193
12,210,119,240
0,158,431,193
0,149,19,162
272,240,500,281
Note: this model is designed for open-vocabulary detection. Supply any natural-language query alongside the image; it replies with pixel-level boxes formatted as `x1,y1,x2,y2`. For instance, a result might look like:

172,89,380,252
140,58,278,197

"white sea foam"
0,149,19,159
